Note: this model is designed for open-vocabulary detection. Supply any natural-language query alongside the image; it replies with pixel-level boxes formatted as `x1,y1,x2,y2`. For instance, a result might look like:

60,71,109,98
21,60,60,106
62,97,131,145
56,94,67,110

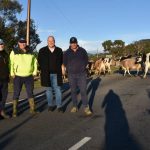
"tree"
133,39,150,54
102,40,113,53
0,0,41,52
17,20,41,51
124,44,135,55
0,0,22,51
113,40,125,48
112,40,125,56
0,0,22,24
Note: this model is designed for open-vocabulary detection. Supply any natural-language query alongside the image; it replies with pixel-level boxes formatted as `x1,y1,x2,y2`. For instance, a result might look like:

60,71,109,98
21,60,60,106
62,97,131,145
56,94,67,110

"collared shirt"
48,47,55,53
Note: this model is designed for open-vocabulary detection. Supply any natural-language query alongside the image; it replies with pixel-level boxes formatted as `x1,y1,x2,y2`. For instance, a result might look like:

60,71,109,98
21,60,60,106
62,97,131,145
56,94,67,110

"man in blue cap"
0,39,10,119
63,37,92,116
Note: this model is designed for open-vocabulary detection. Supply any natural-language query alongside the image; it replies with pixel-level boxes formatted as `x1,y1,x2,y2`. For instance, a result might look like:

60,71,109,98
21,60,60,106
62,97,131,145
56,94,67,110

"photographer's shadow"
102,90,141,150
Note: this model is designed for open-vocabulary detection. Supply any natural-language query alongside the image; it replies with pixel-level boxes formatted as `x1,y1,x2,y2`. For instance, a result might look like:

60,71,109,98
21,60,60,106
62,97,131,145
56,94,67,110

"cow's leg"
127,69,132,76
143,66,148,78
136,70,139,76
123,69,127,76
136,67,140,76
103,69,106,76
108,66,111,74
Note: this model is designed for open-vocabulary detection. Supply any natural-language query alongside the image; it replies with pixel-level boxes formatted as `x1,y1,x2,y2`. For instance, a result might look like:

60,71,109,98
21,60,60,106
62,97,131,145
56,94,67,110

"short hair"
47,36,55,42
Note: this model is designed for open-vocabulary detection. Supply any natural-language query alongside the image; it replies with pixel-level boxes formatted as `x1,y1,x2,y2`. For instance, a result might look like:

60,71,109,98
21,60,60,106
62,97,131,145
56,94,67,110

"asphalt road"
0,74,150,150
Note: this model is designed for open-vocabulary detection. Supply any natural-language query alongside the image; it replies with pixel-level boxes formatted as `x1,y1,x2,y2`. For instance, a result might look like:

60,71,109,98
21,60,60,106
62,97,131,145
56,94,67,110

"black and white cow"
136,53,150,78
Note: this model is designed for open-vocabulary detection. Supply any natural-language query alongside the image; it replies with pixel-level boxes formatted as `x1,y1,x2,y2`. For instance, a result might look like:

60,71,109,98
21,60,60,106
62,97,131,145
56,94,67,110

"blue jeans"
46,74,62,108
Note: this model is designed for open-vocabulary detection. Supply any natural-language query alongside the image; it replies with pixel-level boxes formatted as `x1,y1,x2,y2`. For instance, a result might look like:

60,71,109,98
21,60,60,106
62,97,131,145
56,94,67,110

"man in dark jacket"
38,36,63,112
0,39,10,119
63,37,92,116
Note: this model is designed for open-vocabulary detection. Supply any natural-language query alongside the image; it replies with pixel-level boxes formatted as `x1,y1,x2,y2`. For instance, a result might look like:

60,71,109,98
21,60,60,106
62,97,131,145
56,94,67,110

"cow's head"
136,56,142,63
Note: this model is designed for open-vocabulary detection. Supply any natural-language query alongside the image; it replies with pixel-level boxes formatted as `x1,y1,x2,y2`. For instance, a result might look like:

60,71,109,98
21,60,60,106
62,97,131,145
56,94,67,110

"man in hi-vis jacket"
10,38,38,117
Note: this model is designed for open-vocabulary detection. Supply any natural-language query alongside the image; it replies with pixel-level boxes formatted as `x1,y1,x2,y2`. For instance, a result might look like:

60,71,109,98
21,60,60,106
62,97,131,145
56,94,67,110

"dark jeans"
68,73,88,107
13,76,34,100
0,81,8,110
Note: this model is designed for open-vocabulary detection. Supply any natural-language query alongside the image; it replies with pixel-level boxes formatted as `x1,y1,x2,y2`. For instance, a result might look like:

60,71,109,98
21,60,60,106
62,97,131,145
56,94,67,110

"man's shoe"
57,107,64,113
70,107,78,113
84,106,92,116
1,110,10,119
48,106,55,112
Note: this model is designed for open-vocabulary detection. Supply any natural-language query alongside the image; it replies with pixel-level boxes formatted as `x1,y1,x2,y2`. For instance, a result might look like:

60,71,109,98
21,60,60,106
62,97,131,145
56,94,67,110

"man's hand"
12,75,15,79
62,64,66,76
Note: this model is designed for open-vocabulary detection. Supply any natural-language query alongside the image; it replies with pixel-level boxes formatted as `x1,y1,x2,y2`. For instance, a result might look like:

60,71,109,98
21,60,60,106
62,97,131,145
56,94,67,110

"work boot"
12,100,18,117
29,98,39,115
70,106,78,113
1,110,10,119
84,106,92,116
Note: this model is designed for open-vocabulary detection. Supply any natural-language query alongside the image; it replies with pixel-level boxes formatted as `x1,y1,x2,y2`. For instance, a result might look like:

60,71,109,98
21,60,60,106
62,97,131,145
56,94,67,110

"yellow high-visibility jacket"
10,48,37,77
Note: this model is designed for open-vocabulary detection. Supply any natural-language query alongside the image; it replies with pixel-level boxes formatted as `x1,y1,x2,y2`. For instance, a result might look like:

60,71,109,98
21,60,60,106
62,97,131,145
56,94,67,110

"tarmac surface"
0,74,150,150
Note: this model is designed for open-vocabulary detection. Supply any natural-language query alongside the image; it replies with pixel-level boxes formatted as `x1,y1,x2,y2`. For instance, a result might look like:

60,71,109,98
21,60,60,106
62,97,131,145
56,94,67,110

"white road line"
68,137,91,150
5,93,45,105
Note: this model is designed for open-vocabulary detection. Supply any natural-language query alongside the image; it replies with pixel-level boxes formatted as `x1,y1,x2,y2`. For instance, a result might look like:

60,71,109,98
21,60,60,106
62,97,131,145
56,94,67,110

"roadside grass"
111,65,120,73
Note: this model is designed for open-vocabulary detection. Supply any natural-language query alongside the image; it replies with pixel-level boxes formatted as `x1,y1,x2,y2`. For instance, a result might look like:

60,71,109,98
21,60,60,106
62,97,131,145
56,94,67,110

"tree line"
0,0,41,53
102,39,150,57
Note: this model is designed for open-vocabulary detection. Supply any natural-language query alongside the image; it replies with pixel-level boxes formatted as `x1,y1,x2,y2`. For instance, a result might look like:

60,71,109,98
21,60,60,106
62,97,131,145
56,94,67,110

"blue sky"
19,0,150,53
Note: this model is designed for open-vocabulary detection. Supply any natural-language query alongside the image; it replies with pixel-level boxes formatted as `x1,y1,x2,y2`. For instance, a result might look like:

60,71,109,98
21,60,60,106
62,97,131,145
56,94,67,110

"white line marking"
68,137,91,150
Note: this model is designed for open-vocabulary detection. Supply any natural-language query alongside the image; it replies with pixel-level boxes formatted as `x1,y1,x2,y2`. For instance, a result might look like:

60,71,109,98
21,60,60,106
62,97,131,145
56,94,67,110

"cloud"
36,39,104,54
114,32,150,43
37,29,56,34
78,40,104,53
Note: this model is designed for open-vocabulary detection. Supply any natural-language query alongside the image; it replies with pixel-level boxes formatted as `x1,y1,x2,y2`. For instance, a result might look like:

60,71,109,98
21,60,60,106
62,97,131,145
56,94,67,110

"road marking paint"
68,137,91,150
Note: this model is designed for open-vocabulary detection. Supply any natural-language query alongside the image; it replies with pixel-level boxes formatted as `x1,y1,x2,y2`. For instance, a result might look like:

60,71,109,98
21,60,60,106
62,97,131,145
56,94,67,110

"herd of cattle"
61,52,150,82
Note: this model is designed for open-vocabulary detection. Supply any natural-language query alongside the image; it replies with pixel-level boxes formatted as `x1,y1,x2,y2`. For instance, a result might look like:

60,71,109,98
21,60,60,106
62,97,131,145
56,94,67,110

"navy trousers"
68,73,88,107
13,76,34,100
0,81,8,110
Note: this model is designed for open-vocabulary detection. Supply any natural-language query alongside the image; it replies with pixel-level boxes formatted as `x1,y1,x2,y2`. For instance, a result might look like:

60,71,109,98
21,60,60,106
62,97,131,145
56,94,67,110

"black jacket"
38,46,63,87
0,50,9,82
63,47,88,74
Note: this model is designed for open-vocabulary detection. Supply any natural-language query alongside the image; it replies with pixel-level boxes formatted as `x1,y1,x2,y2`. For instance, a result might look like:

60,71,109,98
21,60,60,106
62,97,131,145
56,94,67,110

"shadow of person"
88,77,101,111
0,134,16,149
77,77,100,110
102,90,141,150
147,89,150,99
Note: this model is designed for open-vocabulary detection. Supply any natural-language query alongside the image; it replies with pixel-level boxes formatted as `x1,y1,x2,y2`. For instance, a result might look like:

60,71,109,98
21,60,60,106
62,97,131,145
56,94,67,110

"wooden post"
26,0,31,46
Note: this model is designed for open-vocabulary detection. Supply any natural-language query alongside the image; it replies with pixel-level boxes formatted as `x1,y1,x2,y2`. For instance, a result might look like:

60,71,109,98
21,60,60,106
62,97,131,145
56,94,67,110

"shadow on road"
147,89,150,99
102,89,142,150
87,77,101,111
0,116,34,149
0,134,16,150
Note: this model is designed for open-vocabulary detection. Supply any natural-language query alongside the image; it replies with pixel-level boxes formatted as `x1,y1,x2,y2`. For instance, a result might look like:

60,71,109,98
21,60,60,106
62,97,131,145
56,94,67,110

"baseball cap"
19,38,27,43
70,37,78,44
0,39,4,45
